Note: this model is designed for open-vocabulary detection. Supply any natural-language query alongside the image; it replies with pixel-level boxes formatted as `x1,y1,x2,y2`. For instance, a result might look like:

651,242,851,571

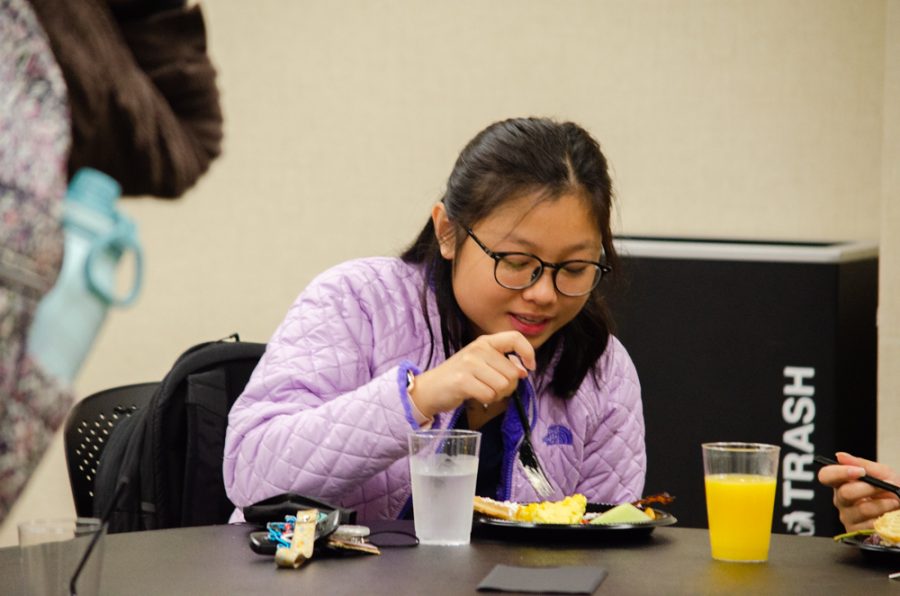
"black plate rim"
474,502,677,533
839,535,900,555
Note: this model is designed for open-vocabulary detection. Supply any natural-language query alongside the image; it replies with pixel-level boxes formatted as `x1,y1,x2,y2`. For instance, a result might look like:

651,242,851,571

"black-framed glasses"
464,228,611,297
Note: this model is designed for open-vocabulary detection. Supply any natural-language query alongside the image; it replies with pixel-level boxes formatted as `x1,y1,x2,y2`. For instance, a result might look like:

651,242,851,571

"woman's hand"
817,452,900,532
408,331,536,419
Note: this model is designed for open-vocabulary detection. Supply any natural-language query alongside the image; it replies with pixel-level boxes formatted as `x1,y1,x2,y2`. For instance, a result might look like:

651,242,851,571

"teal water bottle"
27,168,144,383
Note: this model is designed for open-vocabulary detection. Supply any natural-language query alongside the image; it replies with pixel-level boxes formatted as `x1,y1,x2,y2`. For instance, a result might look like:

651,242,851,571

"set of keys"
249,509,380,568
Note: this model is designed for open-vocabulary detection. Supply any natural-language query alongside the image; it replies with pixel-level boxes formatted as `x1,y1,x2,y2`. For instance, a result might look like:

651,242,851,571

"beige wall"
879,0,900,471
2,0,896,545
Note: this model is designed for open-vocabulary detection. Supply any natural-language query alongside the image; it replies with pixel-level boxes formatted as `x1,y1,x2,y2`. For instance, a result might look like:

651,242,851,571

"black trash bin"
607,237,878,537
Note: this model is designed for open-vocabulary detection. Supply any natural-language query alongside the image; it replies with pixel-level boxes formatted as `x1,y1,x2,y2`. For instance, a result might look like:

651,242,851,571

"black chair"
63,383,158,518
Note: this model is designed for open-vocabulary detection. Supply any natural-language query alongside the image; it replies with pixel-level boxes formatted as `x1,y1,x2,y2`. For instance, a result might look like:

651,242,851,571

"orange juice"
704,473,777,562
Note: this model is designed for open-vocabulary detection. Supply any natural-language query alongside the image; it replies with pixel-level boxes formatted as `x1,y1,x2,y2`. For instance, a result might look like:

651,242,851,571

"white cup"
18,518,105,596
408,429,481,545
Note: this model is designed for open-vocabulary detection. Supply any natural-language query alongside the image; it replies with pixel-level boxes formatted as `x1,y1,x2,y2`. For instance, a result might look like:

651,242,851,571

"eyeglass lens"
495,255,600,296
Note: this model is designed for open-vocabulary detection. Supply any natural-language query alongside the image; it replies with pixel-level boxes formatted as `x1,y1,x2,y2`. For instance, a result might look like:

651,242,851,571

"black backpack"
93,335,266,533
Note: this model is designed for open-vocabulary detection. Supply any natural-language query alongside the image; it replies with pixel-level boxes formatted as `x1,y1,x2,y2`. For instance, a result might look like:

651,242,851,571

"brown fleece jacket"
27,0,223,198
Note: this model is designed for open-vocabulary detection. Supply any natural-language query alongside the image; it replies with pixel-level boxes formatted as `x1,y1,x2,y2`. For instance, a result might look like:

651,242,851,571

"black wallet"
242,492,356,526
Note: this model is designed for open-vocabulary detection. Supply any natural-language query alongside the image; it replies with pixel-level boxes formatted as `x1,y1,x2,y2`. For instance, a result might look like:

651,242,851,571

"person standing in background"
0,0,222,524
0,0,73,527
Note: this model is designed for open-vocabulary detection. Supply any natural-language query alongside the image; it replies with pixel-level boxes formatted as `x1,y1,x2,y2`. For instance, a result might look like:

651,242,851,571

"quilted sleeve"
223,262,423,507
575,337,647,502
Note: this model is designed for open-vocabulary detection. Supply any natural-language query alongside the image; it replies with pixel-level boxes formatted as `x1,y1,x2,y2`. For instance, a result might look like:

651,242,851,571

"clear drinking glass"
18,517,105,596
702,442,780,562
408,429,481,545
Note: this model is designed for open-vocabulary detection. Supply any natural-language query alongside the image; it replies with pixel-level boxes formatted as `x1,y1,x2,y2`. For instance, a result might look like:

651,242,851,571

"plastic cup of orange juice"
702,442,780,563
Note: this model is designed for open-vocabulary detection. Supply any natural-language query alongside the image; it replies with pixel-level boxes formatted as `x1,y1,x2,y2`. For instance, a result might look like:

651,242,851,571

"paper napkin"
477,564,608,594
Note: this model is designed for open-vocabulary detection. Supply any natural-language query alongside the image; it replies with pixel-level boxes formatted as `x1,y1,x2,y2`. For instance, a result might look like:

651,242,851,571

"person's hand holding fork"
817,452,900,532
407,331,535,419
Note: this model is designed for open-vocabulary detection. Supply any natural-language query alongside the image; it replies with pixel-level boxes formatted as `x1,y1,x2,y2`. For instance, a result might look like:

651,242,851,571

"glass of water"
18,518,105,596
408,429,481,545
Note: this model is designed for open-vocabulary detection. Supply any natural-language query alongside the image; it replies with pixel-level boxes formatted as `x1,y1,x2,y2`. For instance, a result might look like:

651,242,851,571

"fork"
511,388,554,498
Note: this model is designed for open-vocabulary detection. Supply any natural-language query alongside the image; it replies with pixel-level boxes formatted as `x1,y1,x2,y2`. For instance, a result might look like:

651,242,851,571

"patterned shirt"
0,0,73,524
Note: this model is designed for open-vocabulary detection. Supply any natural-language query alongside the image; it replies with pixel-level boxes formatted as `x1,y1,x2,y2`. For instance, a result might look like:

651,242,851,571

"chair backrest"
89,337,266,533
64,382,159,517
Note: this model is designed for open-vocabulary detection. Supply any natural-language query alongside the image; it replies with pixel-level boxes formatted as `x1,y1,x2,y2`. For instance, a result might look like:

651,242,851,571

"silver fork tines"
512,390,553,498
521,455,554,498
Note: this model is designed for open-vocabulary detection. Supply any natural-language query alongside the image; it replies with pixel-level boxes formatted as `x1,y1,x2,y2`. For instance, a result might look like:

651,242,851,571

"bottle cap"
68,168,121,214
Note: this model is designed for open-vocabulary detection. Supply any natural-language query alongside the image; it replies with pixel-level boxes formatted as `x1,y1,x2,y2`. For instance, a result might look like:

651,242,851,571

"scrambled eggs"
515,494,587,524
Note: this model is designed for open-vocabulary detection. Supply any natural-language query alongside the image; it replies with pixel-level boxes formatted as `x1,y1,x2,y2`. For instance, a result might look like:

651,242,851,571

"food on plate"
516,494,587,524
632,492,675,509
833,509,900,548
474,493,666,525
873,509,900,545
587,503,651,525
473,495,588,523
473,496,520,521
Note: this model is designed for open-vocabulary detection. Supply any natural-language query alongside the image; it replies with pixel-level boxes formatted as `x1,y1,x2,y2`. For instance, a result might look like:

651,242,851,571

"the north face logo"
542,424,573,446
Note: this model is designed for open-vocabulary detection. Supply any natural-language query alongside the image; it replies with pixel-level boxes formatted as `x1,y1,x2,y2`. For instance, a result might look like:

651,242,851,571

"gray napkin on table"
477,564,608,594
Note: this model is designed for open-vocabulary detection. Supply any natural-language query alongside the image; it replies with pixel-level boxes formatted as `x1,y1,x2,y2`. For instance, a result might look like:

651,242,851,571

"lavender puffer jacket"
224,257,646,520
